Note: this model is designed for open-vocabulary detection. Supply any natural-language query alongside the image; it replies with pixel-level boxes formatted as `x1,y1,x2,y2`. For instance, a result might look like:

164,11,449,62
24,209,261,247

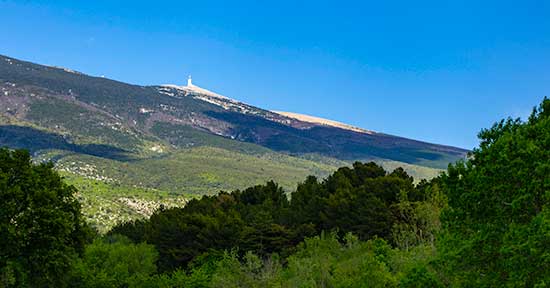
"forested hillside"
1,99,549,287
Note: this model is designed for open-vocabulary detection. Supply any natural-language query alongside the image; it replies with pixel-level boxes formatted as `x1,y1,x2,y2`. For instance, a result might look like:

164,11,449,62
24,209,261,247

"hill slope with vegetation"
0,54,459,229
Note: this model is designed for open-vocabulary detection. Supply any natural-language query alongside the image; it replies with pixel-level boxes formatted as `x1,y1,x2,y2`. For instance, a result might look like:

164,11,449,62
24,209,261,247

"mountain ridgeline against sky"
0,54,467,230
0,54,467,165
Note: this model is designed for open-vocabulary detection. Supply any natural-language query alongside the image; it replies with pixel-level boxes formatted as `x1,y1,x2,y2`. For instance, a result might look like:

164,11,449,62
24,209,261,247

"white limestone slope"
273,111,375,135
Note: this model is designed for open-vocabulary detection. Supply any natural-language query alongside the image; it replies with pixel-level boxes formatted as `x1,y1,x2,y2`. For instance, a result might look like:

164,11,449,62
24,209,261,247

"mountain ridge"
0,53,466,230
0,54,468,167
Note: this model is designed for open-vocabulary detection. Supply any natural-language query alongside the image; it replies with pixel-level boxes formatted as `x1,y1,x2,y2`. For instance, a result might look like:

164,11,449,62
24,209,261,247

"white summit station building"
180,75,229,99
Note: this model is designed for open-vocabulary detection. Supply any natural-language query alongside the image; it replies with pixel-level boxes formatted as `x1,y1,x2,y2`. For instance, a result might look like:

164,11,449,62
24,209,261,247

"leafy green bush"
438,98,550,286
69,235,158,288
280,233,397,287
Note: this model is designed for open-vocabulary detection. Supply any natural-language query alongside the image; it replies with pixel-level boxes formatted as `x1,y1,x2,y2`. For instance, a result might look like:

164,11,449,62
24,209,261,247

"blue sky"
1,0,549,149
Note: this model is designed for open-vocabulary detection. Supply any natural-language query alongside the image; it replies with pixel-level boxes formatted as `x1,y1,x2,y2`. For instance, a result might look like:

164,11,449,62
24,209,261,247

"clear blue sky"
1,0,549,149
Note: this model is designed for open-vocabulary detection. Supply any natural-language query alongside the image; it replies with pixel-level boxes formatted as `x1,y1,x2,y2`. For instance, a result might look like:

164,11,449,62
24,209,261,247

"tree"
288,176,325,226
438,98,550,286
69,235,158,288
290,162,414,241
281,233,397,287
0,148,91,287
391,178,446,250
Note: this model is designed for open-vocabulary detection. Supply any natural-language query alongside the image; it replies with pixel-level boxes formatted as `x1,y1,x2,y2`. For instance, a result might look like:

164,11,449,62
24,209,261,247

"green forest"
2,99,550,287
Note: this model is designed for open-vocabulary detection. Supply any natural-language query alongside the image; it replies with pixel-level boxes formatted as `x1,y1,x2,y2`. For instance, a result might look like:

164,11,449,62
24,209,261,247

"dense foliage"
0,148,91,287
109,162,431,272
2,98,550,287
437,98,550,286
69,235,158,288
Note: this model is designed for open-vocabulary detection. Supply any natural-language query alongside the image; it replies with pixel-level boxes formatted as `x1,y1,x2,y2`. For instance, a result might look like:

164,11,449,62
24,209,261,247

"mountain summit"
162,75,231,100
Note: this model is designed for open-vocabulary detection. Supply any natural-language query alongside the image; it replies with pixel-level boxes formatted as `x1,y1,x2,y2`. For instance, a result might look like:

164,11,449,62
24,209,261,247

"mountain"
0,54,467,230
